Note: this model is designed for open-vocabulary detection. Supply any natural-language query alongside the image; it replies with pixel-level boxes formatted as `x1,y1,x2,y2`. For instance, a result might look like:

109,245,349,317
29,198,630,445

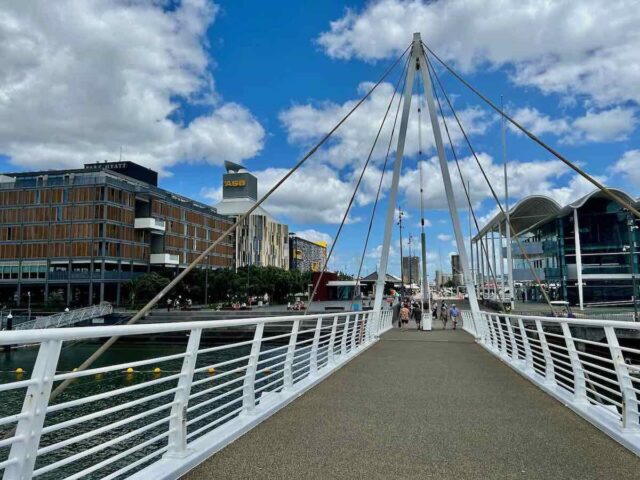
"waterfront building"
215,161,289,270
473,188,640,307
401,255,420,285
0,161,234,307
289,234,327,272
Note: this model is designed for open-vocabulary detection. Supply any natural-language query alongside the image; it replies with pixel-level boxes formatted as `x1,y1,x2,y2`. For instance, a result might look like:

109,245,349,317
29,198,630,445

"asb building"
472,188,640,308
214,162,289,270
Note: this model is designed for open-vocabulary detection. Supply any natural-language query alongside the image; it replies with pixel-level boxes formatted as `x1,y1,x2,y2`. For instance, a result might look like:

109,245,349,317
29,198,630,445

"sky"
1,0,639,277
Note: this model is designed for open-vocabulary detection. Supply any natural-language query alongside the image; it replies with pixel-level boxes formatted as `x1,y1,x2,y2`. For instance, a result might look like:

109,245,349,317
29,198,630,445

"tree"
123,272,170,306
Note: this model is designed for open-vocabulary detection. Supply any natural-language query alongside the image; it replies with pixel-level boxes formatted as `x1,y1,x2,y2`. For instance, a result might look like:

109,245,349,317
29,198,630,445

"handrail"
0,308,394,479
11,303,113,331
464,309,640,455
1,310,361,344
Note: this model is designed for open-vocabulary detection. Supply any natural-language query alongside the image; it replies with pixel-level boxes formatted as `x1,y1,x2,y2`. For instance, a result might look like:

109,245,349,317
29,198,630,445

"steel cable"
425,51,555,311
307,55,411,313
422,41,640,220
40,44,412,411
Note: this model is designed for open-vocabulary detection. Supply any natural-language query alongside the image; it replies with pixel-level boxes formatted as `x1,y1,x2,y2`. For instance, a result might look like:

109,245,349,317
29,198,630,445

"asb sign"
224,180,246,187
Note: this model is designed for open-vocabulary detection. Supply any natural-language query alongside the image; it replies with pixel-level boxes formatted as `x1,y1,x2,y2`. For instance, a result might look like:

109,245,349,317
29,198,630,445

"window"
62,189,68,203
56,207,62,221
35,190,41,204
7,227,12,240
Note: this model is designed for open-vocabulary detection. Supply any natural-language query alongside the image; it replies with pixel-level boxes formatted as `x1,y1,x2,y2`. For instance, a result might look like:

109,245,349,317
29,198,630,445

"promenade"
184,326,640,479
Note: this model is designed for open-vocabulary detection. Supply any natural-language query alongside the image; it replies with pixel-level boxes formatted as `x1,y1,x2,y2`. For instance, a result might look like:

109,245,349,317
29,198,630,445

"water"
0,337,300,479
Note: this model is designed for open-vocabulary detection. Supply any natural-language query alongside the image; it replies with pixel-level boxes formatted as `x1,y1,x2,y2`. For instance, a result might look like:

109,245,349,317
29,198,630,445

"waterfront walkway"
184,326,640,479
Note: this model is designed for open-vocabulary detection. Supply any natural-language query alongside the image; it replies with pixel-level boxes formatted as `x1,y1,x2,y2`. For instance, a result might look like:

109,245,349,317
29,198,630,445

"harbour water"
0,337,296,478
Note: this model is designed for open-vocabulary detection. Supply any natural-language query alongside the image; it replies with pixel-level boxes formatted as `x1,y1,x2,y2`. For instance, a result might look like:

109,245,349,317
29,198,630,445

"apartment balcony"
134,217,166,233
150,253,180,266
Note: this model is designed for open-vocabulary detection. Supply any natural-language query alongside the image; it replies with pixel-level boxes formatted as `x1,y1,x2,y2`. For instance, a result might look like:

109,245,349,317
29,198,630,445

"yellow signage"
224,179,246,187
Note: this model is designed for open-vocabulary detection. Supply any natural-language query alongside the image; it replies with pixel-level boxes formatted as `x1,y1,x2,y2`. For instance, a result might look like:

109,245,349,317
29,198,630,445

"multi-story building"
401,256,420,285
289,234,327,272
0,161,234,307
450,254,463,286
215,161,289,270
472,188,640,307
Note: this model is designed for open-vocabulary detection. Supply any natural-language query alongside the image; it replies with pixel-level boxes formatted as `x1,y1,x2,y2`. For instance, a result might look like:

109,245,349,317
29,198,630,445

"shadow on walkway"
184,328,640,479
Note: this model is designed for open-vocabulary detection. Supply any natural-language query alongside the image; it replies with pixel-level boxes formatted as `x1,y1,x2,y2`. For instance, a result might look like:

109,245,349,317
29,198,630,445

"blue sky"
1,0,639,277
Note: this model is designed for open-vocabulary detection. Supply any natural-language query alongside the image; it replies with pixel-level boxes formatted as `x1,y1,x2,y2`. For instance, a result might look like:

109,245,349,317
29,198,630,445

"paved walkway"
184,327,640,479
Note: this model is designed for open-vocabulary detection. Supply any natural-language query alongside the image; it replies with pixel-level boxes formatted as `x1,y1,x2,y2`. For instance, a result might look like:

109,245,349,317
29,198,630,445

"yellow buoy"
153,367,161,374
208,367,216,375
126,367,134,373
15,367,24,374
72,368,79,372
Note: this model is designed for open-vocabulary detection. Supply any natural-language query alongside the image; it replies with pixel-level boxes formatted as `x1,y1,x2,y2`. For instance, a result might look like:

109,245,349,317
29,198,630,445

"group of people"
166,295,192,311
393,299,423,329
431,300,460,330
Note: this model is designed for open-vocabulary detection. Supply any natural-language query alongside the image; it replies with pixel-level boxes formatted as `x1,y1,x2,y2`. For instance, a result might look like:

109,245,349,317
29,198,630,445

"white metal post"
350,313,359,352
6,340,62,479
504,315,516,359
502,99,515,310
283,319,300,390
309,317,323,374
242,323,264,414
498,223,505,300
417,35,481,328
327,316,338,365
496,315,507,357
340,314,350,356
560,322,588,403
573,208,584,310
517,318,534,372
372,40,417,315
166,328,202,458
604,326,640,430
535,319,555,384
491,231,497,299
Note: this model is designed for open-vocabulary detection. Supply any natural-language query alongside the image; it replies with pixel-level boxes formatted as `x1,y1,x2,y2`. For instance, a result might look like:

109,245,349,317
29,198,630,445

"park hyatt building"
0,161,234,308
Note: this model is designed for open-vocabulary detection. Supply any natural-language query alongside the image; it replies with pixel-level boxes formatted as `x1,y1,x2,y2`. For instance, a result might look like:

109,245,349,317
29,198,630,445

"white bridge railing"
0,309,393,479
462,310,640,454
12,303,113,330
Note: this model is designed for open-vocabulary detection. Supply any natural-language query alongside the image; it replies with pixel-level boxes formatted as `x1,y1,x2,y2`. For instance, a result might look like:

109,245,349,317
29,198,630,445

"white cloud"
437,233,452,242
318,0,640,106
0,1,265,175
400,153,570,211
512,106,637,143
610,150,640,190
279,81,491,169
291,229,333,246
511,108,570,137
570,108,637,143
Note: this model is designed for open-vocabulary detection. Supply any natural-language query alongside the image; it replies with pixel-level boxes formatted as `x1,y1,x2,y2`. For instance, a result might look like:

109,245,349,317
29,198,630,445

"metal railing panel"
0,309,388,479
467,309,640,456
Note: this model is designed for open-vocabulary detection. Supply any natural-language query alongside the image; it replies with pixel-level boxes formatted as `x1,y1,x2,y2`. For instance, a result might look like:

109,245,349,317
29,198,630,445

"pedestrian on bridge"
450,304,460,330
399,303,410,329
392,300,402,327
412,301,422,330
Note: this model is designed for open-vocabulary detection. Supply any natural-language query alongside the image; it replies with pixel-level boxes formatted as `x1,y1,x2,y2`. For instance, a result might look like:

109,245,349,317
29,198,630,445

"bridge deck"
184,327,640,479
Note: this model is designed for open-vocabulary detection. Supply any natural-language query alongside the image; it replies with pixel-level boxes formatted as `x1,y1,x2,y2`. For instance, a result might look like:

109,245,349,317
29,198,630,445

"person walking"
392,300,402,328
450,304,460,330
166,298,172,312
399,303,410,330
440,301,448,330
412,301,422,330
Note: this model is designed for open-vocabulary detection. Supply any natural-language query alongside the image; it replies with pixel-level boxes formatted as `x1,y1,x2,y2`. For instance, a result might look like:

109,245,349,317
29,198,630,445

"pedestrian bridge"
1,310,640,479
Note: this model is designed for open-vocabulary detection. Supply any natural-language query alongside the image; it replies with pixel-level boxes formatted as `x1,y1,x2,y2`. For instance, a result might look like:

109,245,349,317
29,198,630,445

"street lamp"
27,291,31,320
625,213,638,321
